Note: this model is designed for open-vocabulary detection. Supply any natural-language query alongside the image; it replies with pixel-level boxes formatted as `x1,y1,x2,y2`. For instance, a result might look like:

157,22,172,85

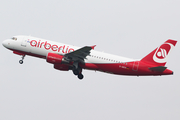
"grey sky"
0,0,180,120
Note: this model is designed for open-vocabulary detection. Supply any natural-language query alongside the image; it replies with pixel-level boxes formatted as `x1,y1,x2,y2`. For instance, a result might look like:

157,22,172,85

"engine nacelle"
46,53,65,64
54,64,69,71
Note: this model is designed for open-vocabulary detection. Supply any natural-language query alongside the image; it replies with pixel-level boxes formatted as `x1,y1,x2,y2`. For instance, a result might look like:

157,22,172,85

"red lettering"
65,46,69,53
52,45,58,51
30,40,74,53
40,42,44,48
62,45,65,53
44,41,51,50
58,46,62,52
30,40,37,47
37,40,41,47
68,48,74,53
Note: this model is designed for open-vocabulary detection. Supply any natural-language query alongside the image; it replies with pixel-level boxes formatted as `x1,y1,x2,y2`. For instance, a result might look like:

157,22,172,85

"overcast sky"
0,0,180,120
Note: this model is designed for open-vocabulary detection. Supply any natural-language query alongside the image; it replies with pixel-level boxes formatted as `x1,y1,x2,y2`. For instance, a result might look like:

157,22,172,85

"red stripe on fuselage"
11,49,173,76
81,62,173,76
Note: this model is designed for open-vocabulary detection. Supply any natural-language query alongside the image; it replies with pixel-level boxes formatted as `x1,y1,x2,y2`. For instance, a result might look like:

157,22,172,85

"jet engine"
54,64,69,71
46,52,69,64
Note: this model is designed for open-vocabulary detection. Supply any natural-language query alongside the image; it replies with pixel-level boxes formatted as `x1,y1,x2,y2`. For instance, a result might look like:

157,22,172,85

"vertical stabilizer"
141,39,177,66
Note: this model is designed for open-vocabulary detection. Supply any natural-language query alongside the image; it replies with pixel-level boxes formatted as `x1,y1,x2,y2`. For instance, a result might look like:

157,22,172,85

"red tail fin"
141,39,177,66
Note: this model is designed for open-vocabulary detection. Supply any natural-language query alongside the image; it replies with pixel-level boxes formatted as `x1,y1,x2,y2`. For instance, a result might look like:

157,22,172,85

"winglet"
91,45,96,50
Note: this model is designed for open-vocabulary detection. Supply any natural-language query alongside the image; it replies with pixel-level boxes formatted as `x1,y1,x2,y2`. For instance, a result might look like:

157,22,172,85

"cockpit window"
12,37,17,40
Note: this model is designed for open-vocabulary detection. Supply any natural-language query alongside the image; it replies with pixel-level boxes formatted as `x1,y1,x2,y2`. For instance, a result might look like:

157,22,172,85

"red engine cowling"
54,64,69,71
46,53,64,64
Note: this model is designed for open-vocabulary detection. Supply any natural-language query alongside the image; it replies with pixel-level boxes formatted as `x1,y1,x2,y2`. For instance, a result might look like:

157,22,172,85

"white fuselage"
3,35,135,64
2,35,176,79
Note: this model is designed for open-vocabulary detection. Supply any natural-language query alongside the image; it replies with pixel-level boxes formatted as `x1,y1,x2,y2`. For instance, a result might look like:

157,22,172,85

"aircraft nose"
2,40,6,47
2,40,9,48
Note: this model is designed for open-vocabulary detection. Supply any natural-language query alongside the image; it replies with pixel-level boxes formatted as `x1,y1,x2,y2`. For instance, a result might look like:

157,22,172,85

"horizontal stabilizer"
149,66,167,72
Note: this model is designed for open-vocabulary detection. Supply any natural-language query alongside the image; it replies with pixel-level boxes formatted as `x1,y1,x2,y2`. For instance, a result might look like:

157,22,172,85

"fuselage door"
132,61,139,71
21,37,27,47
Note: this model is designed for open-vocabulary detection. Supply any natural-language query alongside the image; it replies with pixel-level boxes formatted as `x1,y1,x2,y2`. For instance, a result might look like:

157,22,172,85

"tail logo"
156,48,167,59
153,43,174,63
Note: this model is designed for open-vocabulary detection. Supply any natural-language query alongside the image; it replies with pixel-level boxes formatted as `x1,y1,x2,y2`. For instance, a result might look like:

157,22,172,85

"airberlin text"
30,40,74,53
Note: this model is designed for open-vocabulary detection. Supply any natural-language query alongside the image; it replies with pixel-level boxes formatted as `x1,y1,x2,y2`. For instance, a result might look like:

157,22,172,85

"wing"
64,45,96,63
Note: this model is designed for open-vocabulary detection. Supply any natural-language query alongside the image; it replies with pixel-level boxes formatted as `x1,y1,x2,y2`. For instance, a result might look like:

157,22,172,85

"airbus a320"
2,35,177,80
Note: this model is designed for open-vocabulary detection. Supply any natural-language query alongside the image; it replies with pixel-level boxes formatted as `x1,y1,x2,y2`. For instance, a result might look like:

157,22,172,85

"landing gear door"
21,37,27,47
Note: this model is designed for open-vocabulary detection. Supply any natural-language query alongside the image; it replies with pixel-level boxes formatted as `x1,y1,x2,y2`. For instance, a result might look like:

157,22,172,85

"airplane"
2,35,177,80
